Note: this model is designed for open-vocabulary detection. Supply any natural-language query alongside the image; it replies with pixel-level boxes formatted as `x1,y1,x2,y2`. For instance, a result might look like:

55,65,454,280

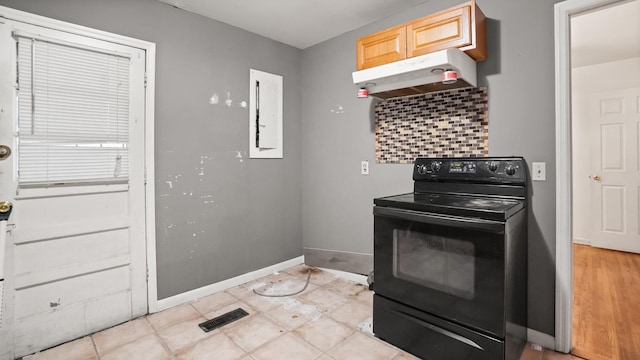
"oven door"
374,206,506,338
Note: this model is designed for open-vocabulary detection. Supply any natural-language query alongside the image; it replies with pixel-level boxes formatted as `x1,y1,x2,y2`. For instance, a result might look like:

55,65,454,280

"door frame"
554,0,630,353
0,6,158,311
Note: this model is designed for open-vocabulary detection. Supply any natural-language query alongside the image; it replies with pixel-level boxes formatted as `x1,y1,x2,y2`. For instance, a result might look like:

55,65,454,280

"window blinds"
16,35,130,186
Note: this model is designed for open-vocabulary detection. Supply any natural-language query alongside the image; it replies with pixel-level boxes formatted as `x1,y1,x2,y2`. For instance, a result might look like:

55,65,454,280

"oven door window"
393,230,475,300
374,207,507,337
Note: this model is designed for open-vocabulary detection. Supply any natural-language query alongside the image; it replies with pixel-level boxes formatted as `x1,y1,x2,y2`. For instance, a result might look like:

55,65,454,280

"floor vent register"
198,308,249,332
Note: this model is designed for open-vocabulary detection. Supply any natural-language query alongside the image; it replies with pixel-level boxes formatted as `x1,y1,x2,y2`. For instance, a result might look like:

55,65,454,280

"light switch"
361,160,369,175
532,162,546,181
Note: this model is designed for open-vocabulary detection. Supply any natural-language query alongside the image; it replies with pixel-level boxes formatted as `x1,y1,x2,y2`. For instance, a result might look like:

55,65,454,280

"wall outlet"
361,160,369,175
532,162,546,181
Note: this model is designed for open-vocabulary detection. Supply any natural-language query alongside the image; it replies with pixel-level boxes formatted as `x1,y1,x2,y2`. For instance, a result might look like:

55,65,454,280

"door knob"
0,145,10,160
592,175,601,181
0,201,12,213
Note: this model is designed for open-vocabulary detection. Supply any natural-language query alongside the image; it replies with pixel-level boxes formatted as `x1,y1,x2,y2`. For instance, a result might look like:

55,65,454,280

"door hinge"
144,73,148,88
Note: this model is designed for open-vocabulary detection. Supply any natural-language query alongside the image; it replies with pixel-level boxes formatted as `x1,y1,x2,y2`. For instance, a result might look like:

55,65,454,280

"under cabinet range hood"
352,48,477,99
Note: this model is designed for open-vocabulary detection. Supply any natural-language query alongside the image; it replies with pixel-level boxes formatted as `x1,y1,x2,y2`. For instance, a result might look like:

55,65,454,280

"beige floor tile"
317,356,335,360
282,264,313,276
24,336,97,360
327,332,398,360
519,344,544,360
156,315,212,353
147,303,201,331
323,278,368,297
223,315,286,352
252,277,318,298
92,317,154,355
293,316,354,352
258,271,298,286
264,298,323,330
226,280,266,299
250,333,322,360
100,334,170,360
238,291,288,313
354,289,374,307
284,265,338,286
298,287,348,312
174,332,246,360
191,291,238,314
391,351,422,360
329,300,372,329
356,316,373,335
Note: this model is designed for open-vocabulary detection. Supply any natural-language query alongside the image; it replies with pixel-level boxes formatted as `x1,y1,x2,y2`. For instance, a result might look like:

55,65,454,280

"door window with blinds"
16,34,130,186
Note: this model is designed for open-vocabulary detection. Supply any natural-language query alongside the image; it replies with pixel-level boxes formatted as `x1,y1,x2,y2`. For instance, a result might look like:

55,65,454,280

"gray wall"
0,0,303,299
301,0,559,336
1,0,561,337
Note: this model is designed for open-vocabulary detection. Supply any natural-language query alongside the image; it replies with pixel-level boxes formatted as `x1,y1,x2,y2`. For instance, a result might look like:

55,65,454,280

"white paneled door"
589,88,640,253
0,17,149,358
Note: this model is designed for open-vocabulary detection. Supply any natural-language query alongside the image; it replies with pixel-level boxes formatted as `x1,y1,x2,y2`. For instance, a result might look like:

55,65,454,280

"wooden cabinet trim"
355,0,486,70
407,5,472,58
356,24,407,70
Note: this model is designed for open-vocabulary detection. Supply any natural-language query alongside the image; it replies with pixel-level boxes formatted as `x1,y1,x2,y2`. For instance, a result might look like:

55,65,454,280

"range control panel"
413,157,526,184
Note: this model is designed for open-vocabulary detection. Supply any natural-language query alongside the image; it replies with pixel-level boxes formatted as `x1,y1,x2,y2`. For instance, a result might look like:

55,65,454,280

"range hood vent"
352,48,477,99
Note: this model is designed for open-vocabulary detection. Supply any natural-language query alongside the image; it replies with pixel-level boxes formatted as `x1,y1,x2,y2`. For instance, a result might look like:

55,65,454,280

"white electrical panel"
249,69,283,159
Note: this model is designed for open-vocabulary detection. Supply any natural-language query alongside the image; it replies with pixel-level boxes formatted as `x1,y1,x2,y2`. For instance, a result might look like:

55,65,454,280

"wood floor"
572,244,640,359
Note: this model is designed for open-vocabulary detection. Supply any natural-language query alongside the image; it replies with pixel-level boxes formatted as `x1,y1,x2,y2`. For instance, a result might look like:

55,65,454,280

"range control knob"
416,164,428,175
505,165,517,176
430,162,441,172
488,161,499,172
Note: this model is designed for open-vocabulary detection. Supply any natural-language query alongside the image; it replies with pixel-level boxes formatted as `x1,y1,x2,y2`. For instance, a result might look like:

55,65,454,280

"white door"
0,19,148,357
589,87,640,253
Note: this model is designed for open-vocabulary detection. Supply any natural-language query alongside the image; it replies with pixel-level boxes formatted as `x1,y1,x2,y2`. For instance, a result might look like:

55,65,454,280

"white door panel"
590,88,640,253
601,185,625,233
0,18,149,358
14,289,132,356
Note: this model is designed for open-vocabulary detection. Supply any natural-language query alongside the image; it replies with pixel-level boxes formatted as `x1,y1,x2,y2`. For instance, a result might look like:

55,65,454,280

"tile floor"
23,265,582,360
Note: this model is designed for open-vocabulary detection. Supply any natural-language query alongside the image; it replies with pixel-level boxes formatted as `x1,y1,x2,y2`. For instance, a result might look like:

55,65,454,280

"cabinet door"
356,24,406,70
407,3,472,58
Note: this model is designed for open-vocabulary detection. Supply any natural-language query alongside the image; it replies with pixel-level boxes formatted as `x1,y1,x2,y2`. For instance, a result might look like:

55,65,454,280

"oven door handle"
374,206,505,232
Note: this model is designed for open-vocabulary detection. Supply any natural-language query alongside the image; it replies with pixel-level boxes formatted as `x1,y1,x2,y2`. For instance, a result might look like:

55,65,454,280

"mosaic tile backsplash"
375,87,488,164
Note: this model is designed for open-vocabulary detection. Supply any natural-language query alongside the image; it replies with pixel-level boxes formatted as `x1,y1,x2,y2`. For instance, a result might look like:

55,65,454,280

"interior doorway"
570,0,640,354
556,0,640,357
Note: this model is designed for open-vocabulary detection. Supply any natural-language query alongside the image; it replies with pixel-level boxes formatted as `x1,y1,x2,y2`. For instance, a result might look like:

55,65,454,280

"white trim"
0,3,158,318
554,0,625,353
572,237,591,245
0,6,153,51
319,267,368,286
527,328,556,350
145,44,158,314
155,256,305,312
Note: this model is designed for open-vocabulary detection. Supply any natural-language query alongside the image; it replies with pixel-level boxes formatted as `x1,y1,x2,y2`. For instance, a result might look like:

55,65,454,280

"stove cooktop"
374,192,525,221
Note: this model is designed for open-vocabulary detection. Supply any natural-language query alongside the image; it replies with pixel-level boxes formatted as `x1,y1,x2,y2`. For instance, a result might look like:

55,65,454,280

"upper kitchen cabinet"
407,1,486,61
356,24,407,71
355,0,486,71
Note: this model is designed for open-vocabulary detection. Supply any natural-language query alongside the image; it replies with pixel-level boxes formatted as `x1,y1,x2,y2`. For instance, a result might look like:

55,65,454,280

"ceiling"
156,0,429,49
156,0,639,65
571,0,640,68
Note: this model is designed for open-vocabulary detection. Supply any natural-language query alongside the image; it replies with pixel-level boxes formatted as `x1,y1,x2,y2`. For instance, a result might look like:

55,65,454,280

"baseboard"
319,267,368,286
527,328,555,350
156,256,304,312
572,237,591,245
303,248,372,275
